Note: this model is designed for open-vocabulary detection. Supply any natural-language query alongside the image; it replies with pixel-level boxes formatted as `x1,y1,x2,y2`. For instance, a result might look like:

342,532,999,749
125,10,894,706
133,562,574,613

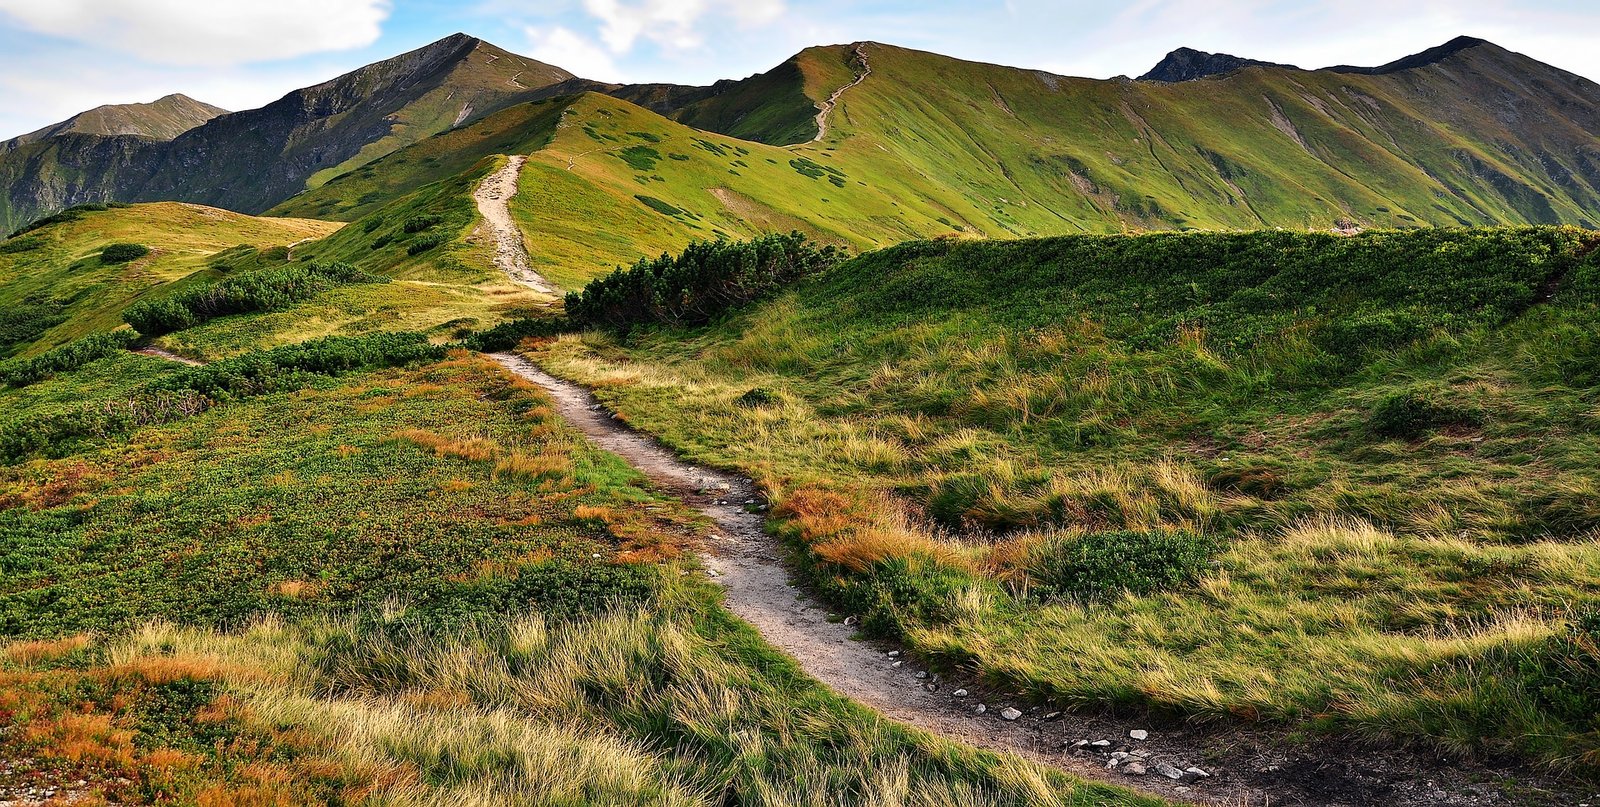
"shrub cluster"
406,232,447,255
0,331,139,388
459,316,572,352
1020,529,1215,602
0,333,444,463
0,301,66,353
1367,387,1481,440
100,243,150,264
1519,610,1600,731
123,262,387,337
566,233,844,332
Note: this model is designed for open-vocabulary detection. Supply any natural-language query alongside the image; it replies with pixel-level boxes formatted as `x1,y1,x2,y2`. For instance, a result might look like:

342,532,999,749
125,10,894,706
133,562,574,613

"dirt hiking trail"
492,353,1585,807
813,45,872,142
474,155,556,294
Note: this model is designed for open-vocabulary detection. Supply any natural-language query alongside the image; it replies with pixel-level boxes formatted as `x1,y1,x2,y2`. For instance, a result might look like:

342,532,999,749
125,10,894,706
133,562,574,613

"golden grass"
5,634,91,665
390,429,499,462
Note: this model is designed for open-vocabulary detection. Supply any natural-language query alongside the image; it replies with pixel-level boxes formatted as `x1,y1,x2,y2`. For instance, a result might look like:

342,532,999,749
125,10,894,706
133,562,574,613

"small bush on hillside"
735,387,780,408
407,232,447,255
402,214,442,233
616,146,662,172
566,233,845,332
0,331,138,388
0,236,44,254
459,316,572,352
123,262,387,337
0,301,66,353
100,243,150,264
1020,529,1215,602
1519,610,1600,730
1368,387,1481,440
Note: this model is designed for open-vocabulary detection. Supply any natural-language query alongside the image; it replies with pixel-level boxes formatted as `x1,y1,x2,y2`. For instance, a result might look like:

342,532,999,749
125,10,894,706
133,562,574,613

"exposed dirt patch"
133,345,204,366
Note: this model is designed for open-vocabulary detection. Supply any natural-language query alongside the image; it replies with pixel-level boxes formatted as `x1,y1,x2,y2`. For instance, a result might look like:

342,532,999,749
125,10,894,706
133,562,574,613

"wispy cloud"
0,0,392,66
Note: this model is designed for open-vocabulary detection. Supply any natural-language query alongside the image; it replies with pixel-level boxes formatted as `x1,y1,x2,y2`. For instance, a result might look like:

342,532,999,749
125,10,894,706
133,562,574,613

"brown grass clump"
779,486,971,573
270,580,321,600
5,634,92,665
494,451,571,482
390,429,499,462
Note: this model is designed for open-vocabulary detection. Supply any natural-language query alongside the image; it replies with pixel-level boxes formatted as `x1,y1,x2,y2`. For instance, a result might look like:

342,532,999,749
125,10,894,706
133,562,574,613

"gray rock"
1091,739,1113,748
892,660,903,668
975,704,987,714
1000,707,1022,720
915,671,929,679
1123,762,1148,776
1154,762,1185,780
1129,729,1149,741
1069,739,1089,749
1184,766,1211,780
953,688,969,697
887,650,901,658
1042,711,1061,720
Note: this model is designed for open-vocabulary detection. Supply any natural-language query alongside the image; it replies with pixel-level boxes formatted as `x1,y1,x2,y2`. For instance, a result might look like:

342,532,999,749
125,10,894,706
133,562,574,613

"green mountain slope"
2,94,225,148
0,202,338,356
269,36,1600,293
0,34,572,233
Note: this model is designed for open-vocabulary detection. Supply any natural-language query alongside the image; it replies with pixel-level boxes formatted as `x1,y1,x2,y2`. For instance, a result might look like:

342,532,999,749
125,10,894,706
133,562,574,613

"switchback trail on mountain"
474,155,556,294
813,45,872,142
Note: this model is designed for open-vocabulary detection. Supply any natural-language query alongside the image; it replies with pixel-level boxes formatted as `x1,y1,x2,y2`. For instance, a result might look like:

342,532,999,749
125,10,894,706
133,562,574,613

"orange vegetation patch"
776,486,971,573
390,429,500,462
5,634,92,665
493,451,571,482
269,580,321,600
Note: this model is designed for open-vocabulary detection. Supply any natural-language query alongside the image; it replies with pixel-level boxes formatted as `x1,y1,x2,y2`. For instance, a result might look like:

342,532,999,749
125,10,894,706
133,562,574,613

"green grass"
0,202,338,357
0,342,1154,805
525,227,1600,772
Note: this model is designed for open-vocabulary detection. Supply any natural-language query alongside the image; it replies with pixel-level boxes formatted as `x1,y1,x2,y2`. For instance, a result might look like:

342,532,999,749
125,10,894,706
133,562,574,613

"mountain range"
3,32,1598,251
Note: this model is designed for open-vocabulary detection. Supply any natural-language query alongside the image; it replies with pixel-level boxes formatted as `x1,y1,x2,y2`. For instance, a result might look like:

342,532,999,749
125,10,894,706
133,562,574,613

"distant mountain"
5,33,1600,244
0,33,571,232
3,94,225,149
1139,47,1299,82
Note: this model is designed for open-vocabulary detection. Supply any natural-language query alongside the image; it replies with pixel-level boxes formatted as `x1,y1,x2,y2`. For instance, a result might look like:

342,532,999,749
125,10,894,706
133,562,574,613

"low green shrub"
406,232,448,255
0,333,444,462
1519,610,1600,731
1368,387,1481,440
735,388,780,408
100,243,150,264
0,235,44,254
402,214,442,233
1020,530,1215,602
459,317,572,352
0,301,66,353
0,330,138,387
123,262,387,337
566,233,845,332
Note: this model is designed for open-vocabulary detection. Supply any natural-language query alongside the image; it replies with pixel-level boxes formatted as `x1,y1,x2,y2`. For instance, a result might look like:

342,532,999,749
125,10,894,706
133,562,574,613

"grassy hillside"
267,37,1600,293
526,227,1600,771
0,202,337,357
0,340,1152,806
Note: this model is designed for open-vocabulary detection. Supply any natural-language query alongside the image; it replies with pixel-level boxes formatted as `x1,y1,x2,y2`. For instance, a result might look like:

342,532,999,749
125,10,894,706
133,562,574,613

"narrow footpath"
473,155,557,294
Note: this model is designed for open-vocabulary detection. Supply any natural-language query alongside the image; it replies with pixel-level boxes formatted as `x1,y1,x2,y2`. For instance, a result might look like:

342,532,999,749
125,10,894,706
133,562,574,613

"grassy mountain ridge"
2,94,225,149
0,34,572,232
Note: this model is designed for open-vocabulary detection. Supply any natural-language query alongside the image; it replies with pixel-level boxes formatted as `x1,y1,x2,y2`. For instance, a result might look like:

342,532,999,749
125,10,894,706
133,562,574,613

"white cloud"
525,25,624,82
0,0,391,66
580,0,785,55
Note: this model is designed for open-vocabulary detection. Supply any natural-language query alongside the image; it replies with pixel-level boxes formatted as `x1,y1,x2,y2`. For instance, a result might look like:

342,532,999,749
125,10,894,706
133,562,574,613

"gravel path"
133,345,204,366
474,155,556,294
490,352,1591,807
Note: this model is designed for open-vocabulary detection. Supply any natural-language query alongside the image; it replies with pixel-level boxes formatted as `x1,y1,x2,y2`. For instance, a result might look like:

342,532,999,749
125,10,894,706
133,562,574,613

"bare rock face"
1138,47,1299,82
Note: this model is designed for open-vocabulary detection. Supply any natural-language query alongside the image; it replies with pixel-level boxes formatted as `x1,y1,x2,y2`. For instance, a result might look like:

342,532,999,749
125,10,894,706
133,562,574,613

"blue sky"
1,0,1597,139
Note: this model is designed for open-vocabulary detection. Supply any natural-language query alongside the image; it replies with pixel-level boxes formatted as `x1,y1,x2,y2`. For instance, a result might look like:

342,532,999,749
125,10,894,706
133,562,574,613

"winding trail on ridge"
474,155,557,294
812,44,872,143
